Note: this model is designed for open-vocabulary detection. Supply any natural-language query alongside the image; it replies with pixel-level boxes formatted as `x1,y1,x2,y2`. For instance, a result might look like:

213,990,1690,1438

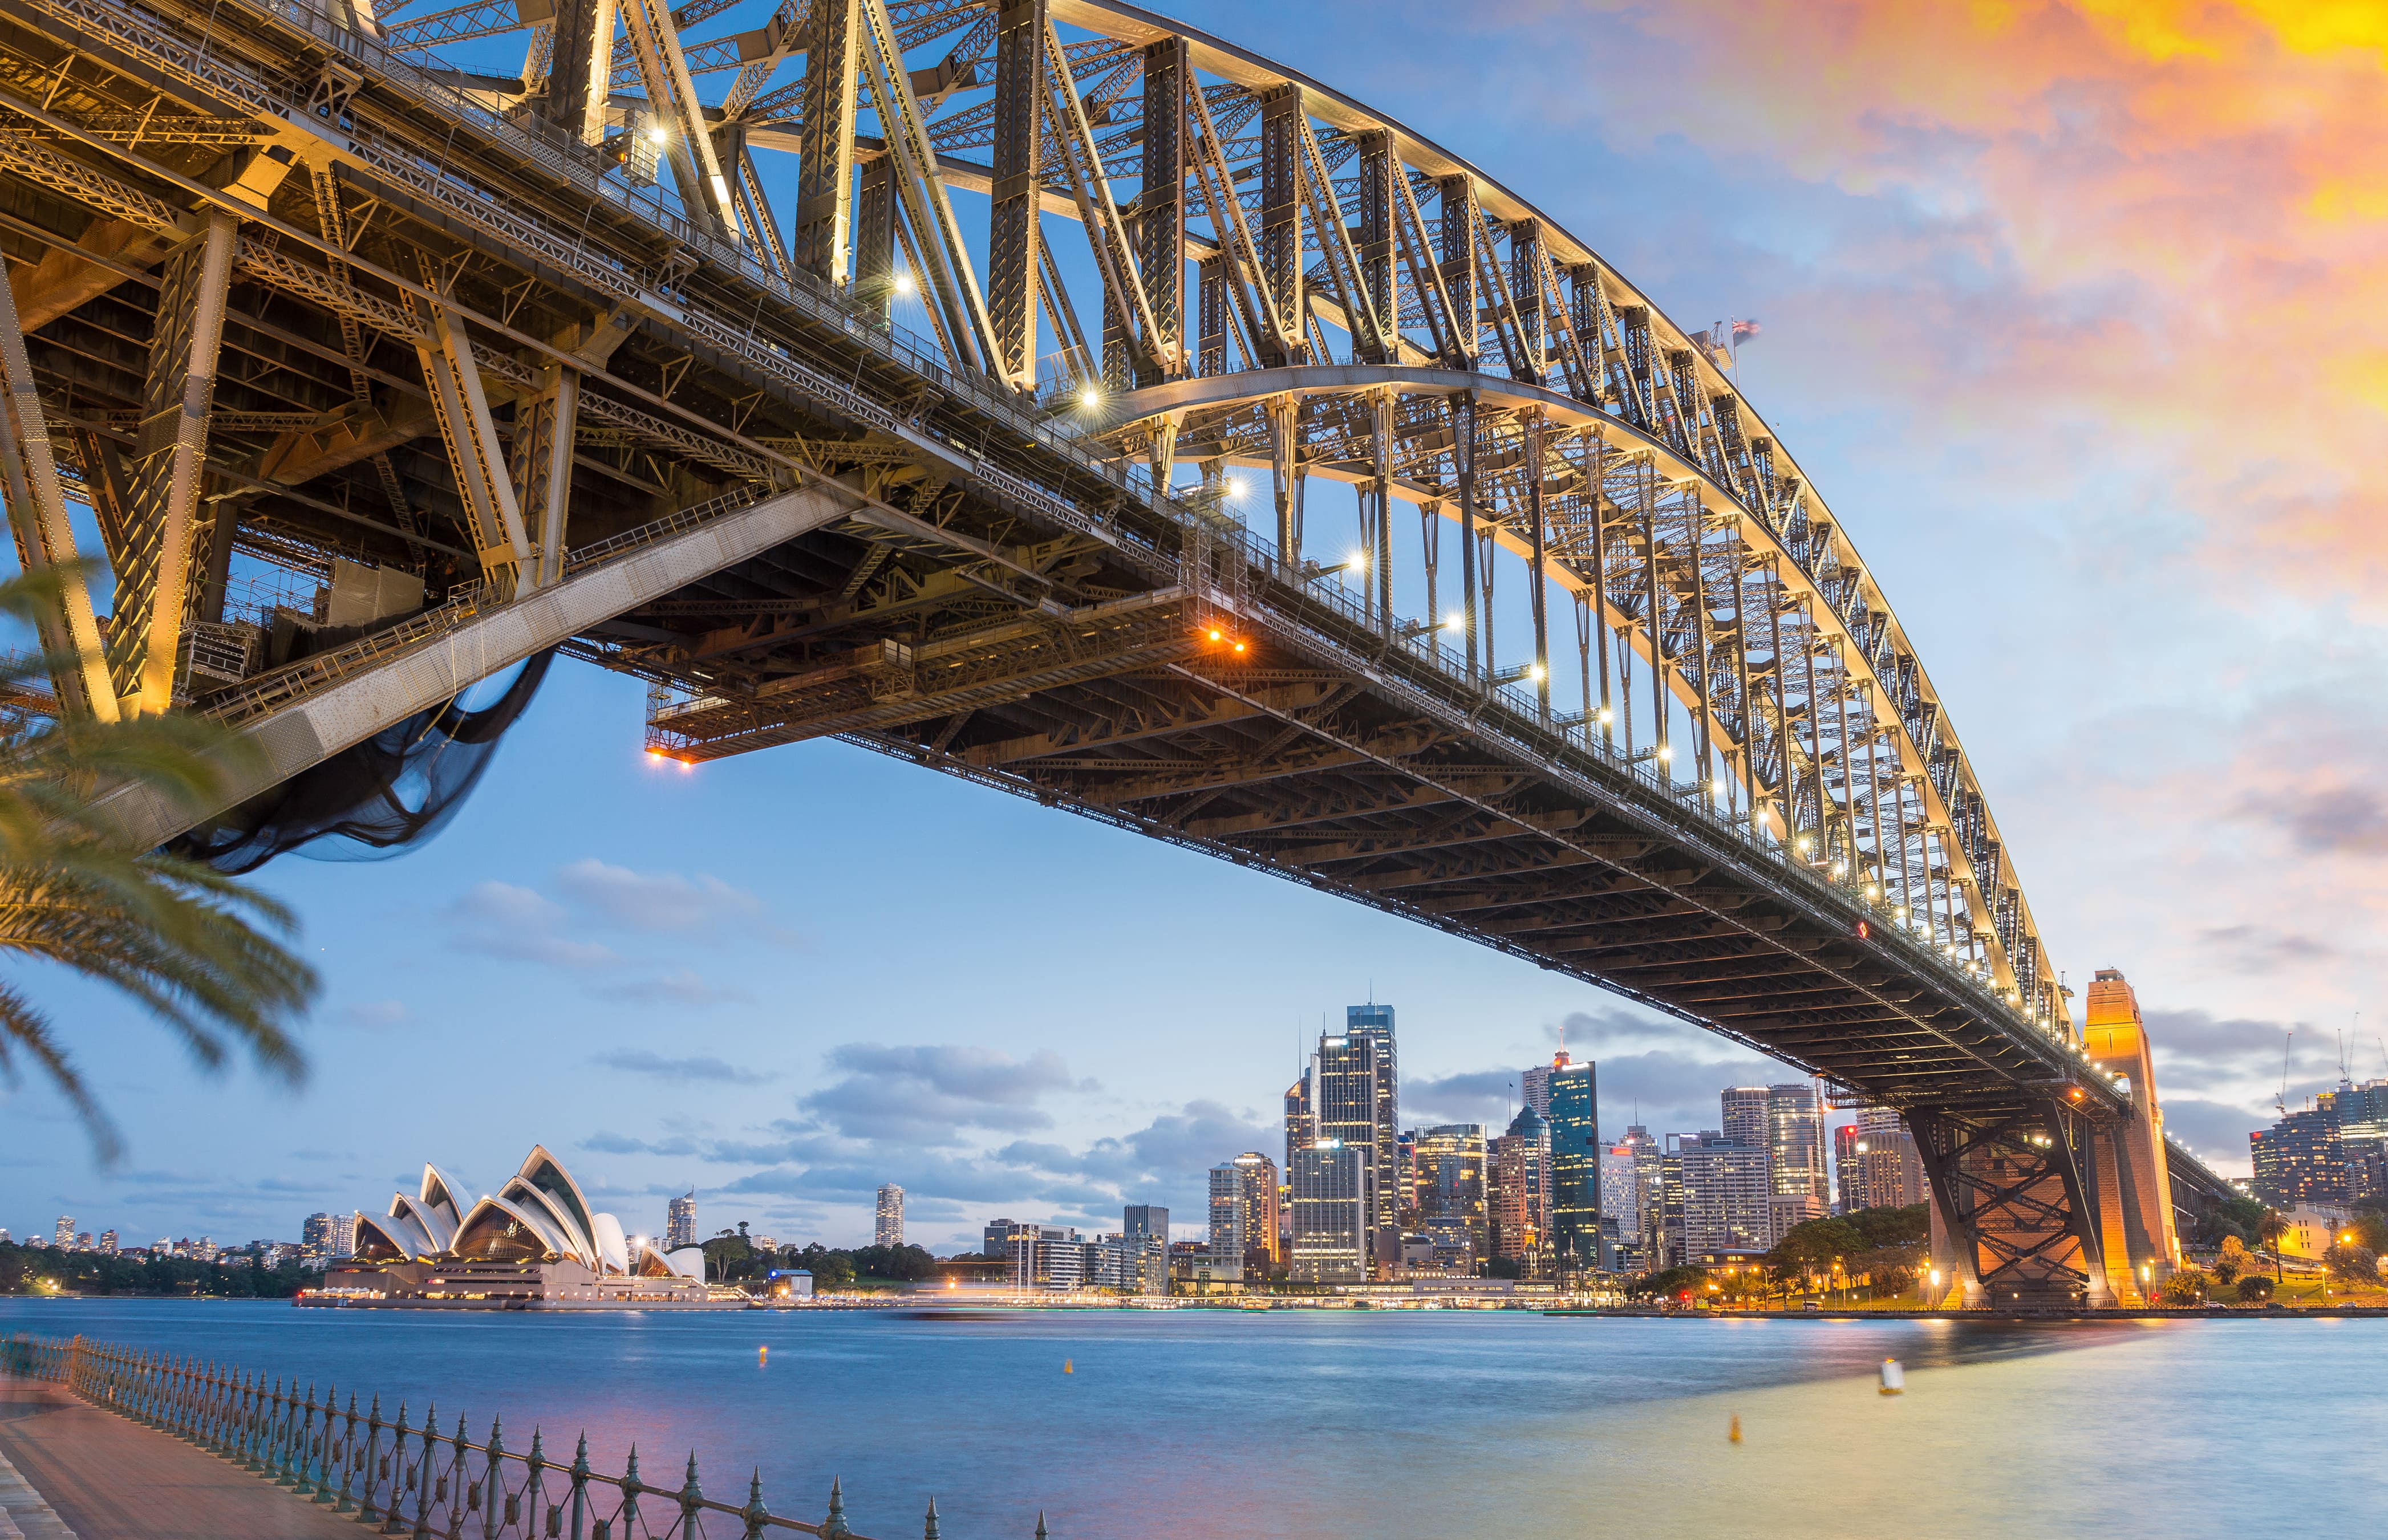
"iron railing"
1,1332,951,1540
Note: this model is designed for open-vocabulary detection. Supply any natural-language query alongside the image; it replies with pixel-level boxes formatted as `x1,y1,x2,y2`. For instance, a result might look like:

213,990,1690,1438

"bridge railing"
1,1331,943,1540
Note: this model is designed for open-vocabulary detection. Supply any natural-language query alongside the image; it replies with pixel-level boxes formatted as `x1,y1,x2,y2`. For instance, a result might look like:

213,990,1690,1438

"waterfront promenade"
0,1382,355,1540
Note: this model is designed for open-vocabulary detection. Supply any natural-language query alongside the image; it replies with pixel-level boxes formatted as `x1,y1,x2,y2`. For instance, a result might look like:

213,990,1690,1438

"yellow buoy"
1063,1359,1073,1374
759,1346,768,1366
1728,1414,1741,1444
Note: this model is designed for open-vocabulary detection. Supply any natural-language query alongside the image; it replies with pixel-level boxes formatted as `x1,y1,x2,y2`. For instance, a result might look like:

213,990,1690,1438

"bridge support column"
510,361,579,591
411,275,533,599
1268,393,1302,571
986,0,1047,390
0,242,116,721
111,210,237,713
2082,968,2179,1299
794,0,859,282
1910,1099,2114,1310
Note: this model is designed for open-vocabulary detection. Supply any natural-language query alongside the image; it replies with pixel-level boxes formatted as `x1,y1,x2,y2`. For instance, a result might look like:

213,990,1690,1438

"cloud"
338,1000,411,1029
1405,1069,1523,1124
447,881,618,969
793,1043,1096,1145
591,1050,777,1085
580,1131,702,1157
2194,926,2340,975
2240,783,2388,858
554,859,784,937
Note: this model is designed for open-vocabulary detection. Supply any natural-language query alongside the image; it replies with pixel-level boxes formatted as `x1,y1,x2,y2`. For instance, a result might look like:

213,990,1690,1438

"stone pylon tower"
2081,969,2180,1303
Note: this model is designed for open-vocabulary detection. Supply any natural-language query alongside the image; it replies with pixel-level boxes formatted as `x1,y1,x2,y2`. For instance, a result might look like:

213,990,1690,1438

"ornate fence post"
921,1497,939,1540
736,1471,769,1540
618,1446,643,1539
821,1477,850,1540
335,1392,363,1514
363,1398,398,1526
567,1435,590,1540
293,1384,321,1495
675,1452,702,1540
479,1415,504,1540
413,1400,440,1540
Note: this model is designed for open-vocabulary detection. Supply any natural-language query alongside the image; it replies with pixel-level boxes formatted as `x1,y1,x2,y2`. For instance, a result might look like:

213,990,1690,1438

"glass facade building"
1545,1056,1602,1274
1290,1140,1369,1284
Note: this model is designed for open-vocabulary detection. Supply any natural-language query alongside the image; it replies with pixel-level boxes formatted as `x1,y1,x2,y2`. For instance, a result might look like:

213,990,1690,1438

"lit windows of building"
2251,1109,2346,1209
1317,1026,1397,1275
1412,1125,1487,1257
302,1212,335,1266
52,1217,72,1249
1003,1224,1084,1290
1488,1107,1552,1273
1209,1153,1281,1277
1674,1133,1773,1254
1290,1139,1369,1285
97,1230,117,1255
875,1184,905,1248
1835,1110,1927,1212
1766,1083,1828,1201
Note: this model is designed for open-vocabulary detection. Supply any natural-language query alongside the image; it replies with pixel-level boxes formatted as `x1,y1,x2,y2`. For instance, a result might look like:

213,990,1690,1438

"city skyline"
1,0,2370,1249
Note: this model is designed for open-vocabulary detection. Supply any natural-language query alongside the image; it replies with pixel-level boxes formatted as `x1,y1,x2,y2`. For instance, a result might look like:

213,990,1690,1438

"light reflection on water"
3,1300,2378,1539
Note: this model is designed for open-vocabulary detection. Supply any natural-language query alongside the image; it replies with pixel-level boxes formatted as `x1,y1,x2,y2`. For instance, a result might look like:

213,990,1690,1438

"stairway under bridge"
0,0,2231,1305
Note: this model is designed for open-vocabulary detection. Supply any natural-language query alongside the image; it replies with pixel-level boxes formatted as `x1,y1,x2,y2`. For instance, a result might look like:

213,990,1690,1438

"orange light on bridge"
1232,641,1247,654
1855,920,1870,941
1209,628,1223,642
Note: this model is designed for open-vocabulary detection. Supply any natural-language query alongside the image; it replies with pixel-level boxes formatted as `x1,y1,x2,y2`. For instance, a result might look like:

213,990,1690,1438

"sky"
7,0,2387,1249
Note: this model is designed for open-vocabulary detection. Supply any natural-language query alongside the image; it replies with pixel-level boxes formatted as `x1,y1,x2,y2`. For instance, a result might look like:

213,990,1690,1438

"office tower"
2250,1108,2346,1208
1522,1062,1552,1119
1124,1204,1169,1246
1284,1063,1317,1176
2318,1078,2388,1205
1488,1107,1551,1271
1209,1152,1280,1273
875,1184,906,1247
665,1191,697,1251
1720,1086,1771,1149
1413,1124,1487,1257
1317,1024,1396,1274
1600,1131,1649,1256
1396,1129,1420,1224
1766,1083,1828,1201
52,1216,72,1249
1545,1055,1602,1273
1290,1140,1369,1284
1837,1108,1927,1210
1674,1132,1773,1254
1345,1003,1401,1270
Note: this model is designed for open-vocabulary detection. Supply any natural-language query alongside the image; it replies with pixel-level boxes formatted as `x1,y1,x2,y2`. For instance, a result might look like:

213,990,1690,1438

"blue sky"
9,0,2386,1249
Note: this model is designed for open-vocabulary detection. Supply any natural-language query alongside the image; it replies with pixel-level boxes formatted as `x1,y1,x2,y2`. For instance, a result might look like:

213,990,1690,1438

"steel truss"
0,0,2234,1287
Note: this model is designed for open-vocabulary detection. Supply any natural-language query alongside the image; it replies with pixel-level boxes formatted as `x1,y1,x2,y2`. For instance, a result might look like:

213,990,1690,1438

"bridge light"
1208,628,1224,642
1866,883,1880,899
1225,475,1250,499
1529,663,1546,682
1657,746,1672,763
893,271,916,296
1078,384,1103,409
1855,920,1870,941
1348,551,1369,572
1444,612,1466,633
1232,641,1247,654
647,123,669,144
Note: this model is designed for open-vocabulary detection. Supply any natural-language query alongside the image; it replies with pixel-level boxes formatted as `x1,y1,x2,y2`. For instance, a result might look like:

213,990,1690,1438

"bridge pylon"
2079,969,2180,1300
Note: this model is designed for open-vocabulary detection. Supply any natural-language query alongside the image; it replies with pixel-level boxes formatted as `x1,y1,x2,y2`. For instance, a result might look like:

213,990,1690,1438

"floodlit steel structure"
0,0,2227,1305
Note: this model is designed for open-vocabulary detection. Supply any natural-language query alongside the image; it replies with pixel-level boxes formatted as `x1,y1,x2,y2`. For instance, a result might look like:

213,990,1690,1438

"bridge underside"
0,0,2243,1295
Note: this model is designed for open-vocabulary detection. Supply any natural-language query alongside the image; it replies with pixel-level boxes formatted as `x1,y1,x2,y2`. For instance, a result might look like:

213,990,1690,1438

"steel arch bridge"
0,0,2226,1303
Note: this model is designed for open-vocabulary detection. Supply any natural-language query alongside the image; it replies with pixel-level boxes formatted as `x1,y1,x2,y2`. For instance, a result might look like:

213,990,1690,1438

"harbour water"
2,1299,2378,1538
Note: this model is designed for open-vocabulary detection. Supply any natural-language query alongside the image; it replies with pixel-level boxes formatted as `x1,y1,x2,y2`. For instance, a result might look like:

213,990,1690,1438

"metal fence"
0,1332,973,1540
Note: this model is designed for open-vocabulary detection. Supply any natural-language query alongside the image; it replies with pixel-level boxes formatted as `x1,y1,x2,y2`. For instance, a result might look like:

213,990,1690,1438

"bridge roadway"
0,0,2231,1305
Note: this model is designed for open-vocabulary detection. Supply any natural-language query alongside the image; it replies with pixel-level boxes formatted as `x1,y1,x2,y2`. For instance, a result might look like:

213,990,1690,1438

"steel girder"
0,0,2117,1132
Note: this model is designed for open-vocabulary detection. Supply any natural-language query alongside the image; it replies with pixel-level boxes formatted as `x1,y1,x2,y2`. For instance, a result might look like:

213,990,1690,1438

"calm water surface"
2,1299,2379,1538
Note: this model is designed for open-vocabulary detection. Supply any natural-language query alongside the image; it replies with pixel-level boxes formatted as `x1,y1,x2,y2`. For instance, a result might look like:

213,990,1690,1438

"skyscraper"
1600,1128,1656,1271
1290,1140,1368,1284
1317,1015,1398,1275
1413,1124,1487,1257
1837,1109,1927,1210
1124,1204,1169,1245
1545,1055,1602,1274
52,1216,72,1249
665,1191,697,1251
1488,1107,1551,1272
1720,1087,1771,1149
1521,1063,1552,1119
875,1184,905,1247
1284,1063,1316,1176
2250,1108,2346,1208
1766,1082,1828,1202
1209,1152,1281,1273
302,1212,333,1264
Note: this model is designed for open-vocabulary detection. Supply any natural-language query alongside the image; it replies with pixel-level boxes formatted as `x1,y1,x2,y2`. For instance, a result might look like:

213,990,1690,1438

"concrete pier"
0,1383,355,1540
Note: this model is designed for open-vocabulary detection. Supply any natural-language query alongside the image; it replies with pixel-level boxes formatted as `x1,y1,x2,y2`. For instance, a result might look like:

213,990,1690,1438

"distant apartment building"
1086,1231,1169,1294
1488,1107,1552,1272
1836,1110,1927,1211
1003,1224,1084,1289
1123,1205,1169,1246
875,1184,905,1247
665,1191,698,1252
302,1212,335,1265
96,1230,117,1254
52,1217,72,1249
1546,1057,1602,1273
1674,1133,1773,1255
1290,1140,1369,1285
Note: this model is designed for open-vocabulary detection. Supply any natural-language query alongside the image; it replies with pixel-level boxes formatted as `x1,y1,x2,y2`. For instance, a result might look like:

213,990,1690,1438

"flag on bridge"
1732,318,1763,344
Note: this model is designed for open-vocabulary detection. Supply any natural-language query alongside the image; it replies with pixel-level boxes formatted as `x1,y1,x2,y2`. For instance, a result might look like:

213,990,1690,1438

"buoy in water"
1728,1414,1741,1444
759,1346,768,1366
1878,1358,1905,1395
1063,1359,1073,1375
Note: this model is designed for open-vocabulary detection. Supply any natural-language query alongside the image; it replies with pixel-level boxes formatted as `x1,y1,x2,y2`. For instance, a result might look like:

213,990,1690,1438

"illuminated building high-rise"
1674,1132,1773,1254
52,1216,72,1249
1488,1107,1551,1272
1413,1124,1487,1257
1720,1087,1771,1149
1209,1152,1281,1274
2251,1108,2345,1208
1317,1015,1398,1275
1521,1063,1552,1119
1836,1109,1927,1211
1290,1140,1368,1284
1545,1055,1602,1273
875,1184,905,1247
1602,1127,1659,1272
1344,1003,1401,1270
1283,1064,1316,1176
664,1191,698,1252
1766,1083,1828,1201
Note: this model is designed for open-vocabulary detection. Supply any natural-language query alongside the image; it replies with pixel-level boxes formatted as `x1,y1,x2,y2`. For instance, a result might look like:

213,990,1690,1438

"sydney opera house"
303,1145,732,1309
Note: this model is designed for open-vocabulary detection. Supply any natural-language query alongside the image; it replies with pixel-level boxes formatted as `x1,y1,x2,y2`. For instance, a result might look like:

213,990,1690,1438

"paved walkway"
0,1383,362,1540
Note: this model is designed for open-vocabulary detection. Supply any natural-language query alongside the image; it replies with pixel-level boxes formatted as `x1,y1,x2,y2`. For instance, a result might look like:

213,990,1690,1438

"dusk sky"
6,0,2385,1251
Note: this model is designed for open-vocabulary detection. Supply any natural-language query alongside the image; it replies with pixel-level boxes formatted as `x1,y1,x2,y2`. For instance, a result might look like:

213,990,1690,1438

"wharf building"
311,1148,722,1309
